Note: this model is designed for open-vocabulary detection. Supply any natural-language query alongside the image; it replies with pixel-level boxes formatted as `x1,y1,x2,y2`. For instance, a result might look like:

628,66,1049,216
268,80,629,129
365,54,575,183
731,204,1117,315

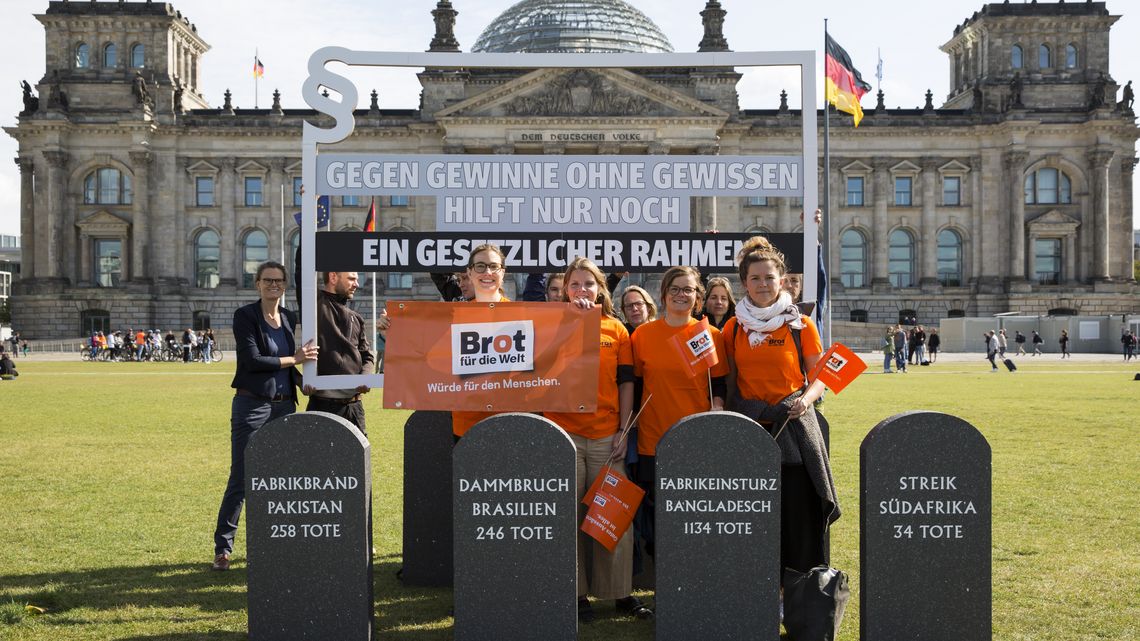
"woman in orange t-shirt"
451,243,510,438
630,266,728,510
545,257,650,622
722,235,838,578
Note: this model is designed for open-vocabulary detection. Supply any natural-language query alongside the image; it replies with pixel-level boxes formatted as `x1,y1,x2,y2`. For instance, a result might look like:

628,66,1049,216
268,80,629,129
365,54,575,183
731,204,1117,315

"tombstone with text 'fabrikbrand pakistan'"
245,411,372,641
655,411,782,641
862,411,992,641
401,410,455,586
453,413,577,641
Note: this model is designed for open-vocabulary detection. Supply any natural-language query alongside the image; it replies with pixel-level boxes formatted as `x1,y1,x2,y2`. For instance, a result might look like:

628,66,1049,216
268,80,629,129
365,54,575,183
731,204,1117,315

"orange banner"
808,342,866,394
668,318,720,378
383,301,600,412
581,466,645,552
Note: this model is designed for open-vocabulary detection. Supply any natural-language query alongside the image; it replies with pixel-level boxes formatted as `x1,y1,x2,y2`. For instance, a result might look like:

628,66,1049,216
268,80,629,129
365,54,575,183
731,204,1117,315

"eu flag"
293,195,331,228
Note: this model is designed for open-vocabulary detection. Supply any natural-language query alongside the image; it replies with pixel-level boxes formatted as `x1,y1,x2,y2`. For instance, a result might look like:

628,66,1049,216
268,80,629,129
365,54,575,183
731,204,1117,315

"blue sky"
1,0,1136,237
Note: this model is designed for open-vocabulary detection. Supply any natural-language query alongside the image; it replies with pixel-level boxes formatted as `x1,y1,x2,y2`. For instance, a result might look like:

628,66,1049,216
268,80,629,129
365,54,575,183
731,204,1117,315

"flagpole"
279,184,285,265
254,49,259,109
822,20,833,349
369,197,378,364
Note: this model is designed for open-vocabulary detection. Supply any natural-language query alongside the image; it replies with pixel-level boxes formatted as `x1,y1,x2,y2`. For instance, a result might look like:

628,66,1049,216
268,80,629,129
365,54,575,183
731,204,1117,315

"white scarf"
735,291,804,347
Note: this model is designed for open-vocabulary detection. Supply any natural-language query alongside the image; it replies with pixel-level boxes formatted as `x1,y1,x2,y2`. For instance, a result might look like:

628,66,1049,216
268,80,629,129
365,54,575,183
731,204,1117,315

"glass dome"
472,0,674,54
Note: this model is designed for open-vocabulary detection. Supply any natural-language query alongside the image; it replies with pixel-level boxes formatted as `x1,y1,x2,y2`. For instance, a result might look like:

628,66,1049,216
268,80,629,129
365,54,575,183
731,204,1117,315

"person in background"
722,235,839,591
997,329,1008,359
1123,330,1136,362
1031,330,1044,356
618,286,657,335
882,327,896,373
212,260,317,571
451,244,510,440
431,271,474,302
0,351,17,380
1014,330,1027,356
985,330,999,372
307,272,374,434
700,276,736,331
927,328,941,363
894,325,908,373
1059,330,1071,358
630,266,728,557
522,272,565,302
545,257,650,623
913,325,927,364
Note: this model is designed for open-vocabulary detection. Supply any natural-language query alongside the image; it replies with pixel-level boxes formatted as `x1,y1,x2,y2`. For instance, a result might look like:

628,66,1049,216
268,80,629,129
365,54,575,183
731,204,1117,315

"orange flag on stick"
581,467,645,552
668,318,719,378
808,342,866,394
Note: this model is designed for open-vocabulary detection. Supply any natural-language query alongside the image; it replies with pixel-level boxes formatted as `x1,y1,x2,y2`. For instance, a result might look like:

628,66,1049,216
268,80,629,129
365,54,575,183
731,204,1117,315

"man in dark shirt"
307,271,374,434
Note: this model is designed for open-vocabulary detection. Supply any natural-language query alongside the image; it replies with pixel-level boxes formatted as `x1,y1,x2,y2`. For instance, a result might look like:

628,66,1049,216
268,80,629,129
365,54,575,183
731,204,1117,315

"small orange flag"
580,466,645,552
668,318,719,379
808,342,866,394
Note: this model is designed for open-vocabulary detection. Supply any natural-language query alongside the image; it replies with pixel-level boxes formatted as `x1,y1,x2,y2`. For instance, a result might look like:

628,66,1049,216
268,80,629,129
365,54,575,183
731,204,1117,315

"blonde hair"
620,286,658,324
561,257,616,318
659,266,704,314
736,235,787,281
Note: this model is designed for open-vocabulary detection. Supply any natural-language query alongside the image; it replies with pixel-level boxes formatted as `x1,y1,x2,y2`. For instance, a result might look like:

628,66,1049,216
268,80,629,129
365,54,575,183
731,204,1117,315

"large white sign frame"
300,49,818,390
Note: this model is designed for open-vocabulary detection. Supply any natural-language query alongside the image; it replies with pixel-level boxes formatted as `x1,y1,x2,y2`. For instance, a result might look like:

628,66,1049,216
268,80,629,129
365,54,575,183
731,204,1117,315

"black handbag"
782,565,850,641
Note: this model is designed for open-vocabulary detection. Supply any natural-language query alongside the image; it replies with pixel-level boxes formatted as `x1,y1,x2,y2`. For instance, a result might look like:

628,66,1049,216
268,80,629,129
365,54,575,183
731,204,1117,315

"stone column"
1026,231,1037,283
1002,150,1028,281
777,197,792,233
78,232,91,284
268,158,286,265
218,157,237,287
1120,158,1135,281
129,150,152,282
1086,149,1114,281
1064,234,1077,285
41,150,69,280
16,157,35,280
920,157,939,286
871,157,892,287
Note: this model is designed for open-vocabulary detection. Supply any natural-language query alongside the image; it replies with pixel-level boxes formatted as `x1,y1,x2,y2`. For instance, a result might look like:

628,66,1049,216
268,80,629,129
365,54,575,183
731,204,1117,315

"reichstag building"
7,0,1137,338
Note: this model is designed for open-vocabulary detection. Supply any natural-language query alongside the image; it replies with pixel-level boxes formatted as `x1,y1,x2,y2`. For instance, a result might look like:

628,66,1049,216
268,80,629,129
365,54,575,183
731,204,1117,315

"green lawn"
0,359,1137,640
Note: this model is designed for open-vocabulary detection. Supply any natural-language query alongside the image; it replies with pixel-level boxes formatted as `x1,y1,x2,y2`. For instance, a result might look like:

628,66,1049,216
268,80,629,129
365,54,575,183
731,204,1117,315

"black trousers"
781,464,826,575
306,397,367,435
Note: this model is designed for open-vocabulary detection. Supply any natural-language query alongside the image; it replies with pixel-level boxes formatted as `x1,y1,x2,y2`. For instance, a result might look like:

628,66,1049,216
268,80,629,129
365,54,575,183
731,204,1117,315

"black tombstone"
655,411,782,641
861,411,992,641
245,411,372,641
401,410,454,586
452,413,577,641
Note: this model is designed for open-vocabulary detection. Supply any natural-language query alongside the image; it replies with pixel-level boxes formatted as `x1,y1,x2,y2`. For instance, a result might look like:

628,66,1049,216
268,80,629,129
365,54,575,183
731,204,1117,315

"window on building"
898,309,917,325
746,196,768,207
130,44,144,68
80,309,111,336
244,177,263,207
103,43,117,68
1065,44,1078,69
1048,307,1078,316
76,43,90,68
241,230,268,288
894,176,912,206
195,230,220,289
888,229,915,287
292,177,303,207
94,239,122,287
83,168,132,205
846,177,864,206
942,176,961,206
947,309,966,318
342,195,360,207
1034,238,1062,285
388,273,414,289
192,311,211,331
849,309,868,323
195,177,215,207
839,229,867,288
937,229,963,286
1039,44,1051,69
1024,168,1072,205
390,195,410,207
1011,45,1023,69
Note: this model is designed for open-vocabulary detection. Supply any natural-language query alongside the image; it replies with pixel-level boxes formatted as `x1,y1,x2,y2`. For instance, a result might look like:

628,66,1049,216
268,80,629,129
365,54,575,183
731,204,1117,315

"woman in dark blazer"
211,260,318,571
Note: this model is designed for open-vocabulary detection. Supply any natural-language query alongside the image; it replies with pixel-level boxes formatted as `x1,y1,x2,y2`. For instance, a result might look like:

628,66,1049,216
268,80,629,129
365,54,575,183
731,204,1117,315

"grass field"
0,356,1137,640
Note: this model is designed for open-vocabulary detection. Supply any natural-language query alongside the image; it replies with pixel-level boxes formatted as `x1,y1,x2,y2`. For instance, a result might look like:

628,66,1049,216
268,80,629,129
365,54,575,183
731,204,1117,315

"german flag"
253,57,265,78
825,34,872,126
363,197,376,232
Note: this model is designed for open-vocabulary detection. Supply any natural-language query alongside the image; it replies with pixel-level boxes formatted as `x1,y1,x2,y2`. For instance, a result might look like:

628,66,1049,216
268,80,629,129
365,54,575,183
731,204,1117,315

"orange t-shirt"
723,315,823,405
546,315,632,439
135,331,146,346
452,294,509,437
631,317,729,456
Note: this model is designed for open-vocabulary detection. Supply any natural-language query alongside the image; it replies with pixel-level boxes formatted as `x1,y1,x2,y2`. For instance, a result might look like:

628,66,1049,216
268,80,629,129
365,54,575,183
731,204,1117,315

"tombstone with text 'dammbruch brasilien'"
655,411,782,641
453,413,577,641
861,411,992,641
245,411,372,641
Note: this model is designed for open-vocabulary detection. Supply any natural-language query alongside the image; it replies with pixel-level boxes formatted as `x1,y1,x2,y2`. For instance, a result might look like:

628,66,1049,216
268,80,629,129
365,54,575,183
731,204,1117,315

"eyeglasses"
623,301,647,310
667,286,698,296
470,262,503,274
259,278,286,286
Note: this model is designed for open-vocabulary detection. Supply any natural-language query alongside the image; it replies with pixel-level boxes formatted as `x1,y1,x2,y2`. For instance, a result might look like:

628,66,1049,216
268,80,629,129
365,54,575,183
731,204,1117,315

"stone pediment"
1028,209,1080,231
76,210,130,235
436,68,729,120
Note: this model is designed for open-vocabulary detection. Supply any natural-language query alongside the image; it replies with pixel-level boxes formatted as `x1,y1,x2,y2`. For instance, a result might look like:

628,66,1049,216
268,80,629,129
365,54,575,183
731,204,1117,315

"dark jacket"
315,289,374,377
230,301,299,399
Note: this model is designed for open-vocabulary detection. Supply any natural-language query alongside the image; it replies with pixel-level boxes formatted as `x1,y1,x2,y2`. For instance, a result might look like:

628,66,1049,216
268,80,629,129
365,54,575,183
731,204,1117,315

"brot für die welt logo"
450,320,536,375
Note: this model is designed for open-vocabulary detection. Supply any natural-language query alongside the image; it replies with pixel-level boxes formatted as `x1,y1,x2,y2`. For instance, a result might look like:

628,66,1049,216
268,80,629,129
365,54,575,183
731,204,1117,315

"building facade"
6,0,1137,338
